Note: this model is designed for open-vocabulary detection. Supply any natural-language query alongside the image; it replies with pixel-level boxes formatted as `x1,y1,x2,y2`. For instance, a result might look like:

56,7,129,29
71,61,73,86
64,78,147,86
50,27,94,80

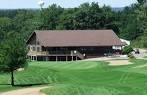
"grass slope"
0,60,147,95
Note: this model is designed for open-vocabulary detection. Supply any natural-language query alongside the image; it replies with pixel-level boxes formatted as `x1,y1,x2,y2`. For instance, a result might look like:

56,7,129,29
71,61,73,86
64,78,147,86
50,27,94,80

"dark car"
135,49,140,54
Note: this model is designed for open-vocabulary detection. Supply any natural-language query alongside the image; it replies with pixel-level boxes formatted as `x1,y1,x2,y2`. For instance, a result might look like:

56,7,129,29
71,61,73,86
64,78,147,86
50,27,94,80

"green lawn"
0,60,147,95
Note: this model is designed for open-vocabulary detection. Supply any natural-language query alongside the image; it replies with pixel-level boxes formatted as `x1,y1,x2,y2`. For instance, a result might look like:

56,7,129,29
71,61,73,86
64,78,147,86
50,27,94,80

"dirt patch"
108,60,133,66
84,57,132,66
0,86,48,95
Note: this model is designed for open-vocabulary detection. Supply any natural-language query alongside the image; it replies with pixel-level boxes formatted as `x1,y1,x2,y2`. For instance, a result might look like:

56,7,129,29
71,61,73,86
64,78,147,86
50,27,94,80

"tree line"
0,1,146,47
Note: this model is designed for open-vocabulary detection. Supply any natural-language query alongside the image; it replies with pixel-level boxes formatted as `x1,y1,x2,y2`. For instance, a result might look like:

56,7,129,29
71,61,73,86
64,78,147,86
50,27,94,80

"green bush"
122,45,134,55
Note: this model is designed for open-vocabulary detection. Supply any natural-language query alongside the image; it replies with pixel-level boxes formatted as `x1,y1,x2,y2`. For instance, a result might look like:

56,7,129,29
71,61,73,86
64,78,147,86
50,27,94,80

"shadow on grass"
0,83,49,87
0,84,11,86
14,83,49,87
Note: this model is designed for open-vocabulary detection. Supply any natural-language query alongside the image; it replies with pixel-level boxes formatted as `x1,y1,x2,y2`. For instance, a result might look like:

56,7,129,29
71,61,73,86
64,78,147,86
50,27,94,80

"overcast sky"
0,0,137,9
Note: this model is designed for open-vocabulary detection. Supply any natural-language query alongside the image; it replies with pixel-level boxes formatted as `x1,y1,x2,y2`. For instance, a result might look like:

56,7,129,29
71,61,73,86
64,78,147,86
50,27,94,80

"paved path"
0,86,48,95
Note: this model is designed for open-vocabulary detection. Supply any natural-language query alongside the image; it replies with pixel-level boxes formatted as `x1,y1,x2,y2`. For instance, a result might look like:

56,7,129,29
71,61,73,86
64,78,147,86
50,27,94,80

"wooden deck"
27,51,85,61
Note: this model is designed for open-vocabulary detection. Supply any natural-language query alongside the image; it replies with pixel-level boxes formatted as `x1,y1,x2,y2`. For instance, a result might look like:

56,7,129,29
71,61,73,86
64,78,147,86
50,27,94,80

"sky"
0,0,137,9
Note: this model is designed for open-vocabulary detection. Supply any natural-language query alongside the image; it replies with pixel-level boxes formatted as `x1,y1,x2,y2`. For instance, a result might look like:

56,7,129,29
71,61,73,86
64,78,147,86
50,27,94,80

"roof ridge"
35,29,113,32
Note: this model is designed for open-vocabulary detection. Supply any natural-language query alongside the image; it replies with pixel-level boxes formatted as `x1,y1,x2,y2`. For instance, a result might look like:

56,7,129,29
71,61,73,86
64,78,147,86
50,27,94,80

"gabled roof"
27,30,123,47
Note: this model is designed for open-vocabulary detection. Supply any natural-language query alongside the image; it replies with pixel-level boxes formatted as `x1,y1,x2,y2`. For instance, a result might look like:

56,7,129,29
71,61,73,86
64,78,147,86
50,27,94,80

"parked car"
135,49,140,54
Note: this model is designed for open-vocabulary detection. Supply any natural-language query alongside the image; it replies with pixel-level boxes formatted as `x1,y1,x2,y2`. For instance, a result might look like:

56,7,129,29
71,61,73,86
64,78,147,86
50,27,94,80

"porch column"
72,56,74,61
46,57,48,61
32,56,34,61
76,56,77,61
121,46,123,54
56,56,58,61
29,56,31,60
66,56,68,61
33,56,35,61
36,56,38,61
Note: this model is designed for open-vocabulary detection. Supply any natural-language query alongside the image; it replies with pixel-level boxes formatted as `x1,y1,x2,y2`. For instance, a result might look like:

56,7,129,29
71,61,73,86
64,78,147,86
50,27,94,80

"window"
37,47,40,52
37,41,39,45
27,46,30,50
32,46,36,51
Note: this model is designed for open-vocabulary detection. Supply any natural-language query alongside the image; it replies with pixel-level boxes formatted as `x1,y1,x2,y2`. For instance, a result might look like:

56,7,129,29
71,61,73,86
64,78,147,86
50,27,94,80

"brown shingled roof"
33,30,123,47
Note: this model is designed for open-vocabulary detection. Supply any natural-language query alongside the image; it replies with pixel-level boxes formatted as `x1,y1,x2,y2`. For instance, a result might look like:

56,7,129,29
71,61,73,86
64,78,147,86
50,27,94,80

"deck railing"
71,51,84,60
27,51,49,56
28,50,84,60
76,51,85,59
49,51,71,54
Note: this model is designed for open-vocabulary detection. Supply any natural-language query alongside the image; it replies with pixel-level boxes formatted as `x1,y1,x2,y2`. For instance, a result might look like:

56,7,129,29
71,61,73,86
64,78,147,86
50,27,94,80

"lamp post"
74,50,78,61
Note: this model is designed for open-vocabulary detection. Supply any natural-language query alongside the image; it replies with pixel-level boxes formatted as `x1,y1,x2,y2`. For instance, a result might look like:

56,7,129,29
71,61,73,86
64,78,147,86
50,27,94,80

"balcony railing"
27,51,49,56
49,51,71,54
27,50,84,59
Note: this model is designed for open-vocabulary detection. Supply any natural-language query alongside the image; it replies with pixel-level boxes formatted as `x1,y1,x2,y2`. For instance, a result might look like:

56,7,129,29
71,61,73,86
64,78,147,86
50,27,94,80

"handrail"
71,50,84,60
28,50,84,60
76,51,84,59
28,51,49,55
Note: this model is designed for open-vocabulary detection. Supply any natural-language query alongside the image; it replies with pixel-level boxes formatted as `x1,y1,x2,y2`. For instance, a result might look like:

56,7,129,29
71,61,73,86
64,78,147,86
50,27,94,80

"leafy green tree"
0,9,18,18
0,32,27,86
73,2,103,29
122,45,134,54
39,4,64,30
137,0,146,4
101,5,119,34
13,10,39,39
0,17,12,42
56,8,76,30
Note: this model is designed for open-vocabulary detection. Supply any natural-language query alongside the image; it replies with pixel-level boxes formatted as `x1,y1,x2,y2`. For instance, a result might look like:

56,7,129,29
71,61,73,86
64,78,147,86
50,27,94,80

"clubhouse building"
26,30,123,61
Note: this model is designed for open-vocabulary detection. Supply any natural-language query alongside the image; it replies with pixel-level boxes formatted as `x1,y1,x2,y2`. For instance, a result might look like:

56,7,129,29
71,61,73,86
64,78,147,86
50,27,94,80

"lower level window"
37,47,40,52
32,47,36,51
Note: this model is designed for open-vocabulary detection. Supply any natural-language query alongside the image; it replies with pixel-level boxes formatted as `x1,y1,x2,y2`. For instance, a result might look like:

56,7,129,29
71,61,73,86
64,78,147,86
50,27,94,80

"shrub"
122,45,134,55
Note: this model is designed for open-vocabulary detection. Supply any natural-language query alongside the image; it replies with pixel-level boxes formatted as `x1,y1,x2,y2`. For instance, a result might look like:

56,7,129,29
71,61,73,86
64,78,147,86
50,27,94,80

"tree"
122,45,134,54
0,17,12,42
57,8,76,29
0,32,27,86
137,0,146,4
13,10,39,39
73,2,103,29
39,4,64,30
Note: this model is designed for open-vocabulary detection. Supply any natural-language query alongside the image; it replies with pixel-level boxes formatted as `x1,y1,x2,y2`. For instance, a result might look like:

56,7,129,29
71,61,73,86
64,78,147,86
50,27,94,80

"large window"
32,46,36,51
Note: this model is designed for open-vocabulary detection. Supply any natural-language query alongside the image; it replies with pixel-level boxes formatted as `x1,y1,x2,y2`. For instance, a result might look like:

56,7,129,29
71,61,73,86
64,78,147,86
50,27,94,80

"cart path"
0,86,48,95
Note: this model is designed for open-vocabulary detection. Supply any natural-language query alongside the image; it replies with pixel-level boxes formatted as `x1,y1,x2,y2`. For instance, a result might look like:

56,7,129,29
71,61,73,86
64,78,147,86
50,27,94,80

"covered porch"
28,46,121,61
